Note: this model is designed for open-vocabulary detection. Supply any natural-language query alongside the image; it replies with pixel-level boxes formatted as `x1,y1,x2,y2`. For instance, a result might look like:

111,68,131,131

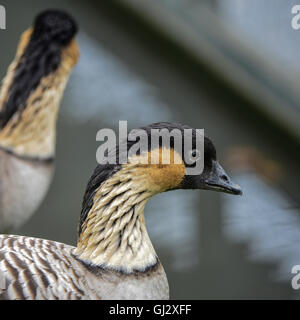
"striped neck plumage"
75,166,159,274
0,29,78,160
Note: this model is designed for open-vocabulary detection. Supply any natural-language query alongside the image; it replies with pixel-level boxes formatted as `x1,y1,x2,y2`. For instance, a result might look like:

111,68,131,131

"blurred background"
1,0,300,299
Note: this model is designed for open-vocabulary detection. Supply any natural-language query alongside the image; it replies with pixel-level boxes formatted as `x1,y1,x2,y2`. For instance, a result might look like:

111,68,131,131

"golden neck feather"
0,30,79,159
76,150,186,273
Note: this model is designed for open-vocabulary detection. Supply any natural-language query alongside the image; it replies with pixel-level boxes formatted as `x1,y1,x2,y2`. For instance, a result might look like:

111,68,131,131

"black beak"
204,161,242,196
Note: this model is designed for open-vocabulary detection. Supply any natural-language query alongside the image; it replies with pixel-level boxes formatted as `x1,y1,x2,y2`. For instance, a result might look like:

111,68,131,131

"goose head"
76,122,242,273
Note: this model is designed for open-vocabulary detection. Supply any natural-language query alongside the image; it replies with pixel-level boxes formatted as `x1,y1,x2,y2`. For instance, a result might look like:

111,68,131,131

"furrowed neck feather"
76,166,159,273
0,30,78,159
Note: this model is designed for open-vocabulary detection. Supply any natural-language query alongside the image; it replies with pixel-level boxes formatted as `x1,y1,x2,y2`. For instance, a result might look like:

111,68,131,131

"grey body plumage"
0,235,168,300
0,149,53,232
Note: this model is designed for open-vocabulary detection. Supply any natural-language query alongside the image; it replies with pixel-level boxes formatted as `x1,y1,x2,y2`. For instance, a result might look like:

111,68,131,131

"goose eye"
190,149,201,161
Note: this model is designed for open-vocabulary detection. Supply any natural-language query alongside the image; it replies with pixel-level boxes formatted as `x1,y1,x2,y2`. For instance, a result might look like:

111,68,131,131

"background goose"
0,10,79,232
0,122,242,300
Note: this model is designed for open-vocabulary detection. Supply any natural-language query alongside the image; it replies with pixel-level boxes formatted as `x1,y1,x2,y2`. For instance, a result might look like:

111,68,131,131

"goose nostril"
221,175,229,182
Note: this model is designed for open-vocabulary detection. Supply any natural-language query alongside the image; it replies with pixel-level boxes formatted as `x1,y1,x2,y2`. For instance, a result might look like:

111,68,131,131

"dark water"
0,0,300,299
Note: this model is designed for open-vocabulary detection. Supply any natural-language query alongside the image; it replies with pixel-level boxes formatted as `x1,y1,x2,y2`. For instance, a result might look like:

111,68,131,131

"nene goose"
0,123,242,300
0,10,79,232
